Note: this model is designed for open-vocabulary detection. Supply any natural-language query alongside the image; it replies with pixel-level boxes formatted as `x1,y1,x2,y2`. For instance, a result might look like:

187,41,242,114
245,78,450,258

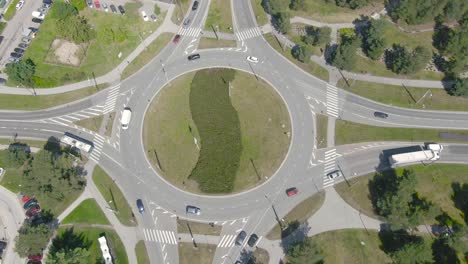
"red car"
94,0,101,9
286,187,298,197
173,34,181,44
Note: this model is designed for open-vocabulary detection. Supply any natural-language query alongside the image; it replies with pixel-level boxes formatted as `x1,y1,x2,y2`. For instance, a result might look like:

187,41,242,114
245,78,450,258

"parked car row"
86,0,126,15
21,196,43,225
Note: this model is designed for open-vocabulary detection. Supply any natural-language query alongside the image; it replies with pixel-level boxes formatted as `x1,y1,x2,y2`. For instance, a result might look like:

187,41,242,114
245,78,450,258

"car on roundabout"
186,205,200,215
247,56,258,63
374,111,389,118
187,54,200,61
286,187,298,197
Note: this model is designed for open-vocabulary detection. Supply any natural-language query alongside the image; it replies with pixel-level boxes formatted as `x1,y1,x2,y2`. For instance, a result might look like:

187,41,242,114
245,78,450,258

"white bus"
60,133,93,153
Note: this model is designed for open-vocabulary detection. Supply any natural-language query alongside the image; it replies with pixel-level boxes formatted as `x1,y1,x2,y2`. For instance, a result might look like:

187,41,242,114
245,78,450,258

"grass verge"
316,114,327,149
177,219,221,236
337,79,468,111
0,84,108,110
335,120,468,145
171,0,190,25
121,32,172,79
0,22,7,34
0,139,45,148
179,243,216,264
309,229,392,263
198,37,237,49
57,226,128,264
92,166,136,226
266,192,325,240
135,240,150,264
105,112,116,137
74,115,104,133
204,0,233,33
264,33,329,81
3,0,19,20
250,0,268,26
144,69,291,193
253,248,269,263
62,198,110,225
335,164,468,224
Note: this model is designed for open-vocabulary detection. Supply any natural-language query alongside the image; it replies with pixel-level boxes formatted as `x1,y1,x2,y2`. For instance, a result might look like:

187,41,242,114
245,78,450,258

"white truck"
388,143,443,167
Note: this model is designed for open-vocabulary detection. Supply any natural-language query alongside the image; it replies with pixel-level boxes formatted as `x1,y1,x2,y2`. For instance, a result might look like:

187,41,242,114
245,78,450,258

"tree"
304,26,331,46
47,247,90,264
391,240,434,264
292,44,311,63
286,239,324,264
50,1,78,20
363,19,386,60
4,58,36,87
335,0,370,9
15,223,53,257
385,45,431,75
69,0,86,11
330,37,361,71
274,12,291,33
290,0,305,11
263,0,289,14
57,15,96,44
449,78,468,97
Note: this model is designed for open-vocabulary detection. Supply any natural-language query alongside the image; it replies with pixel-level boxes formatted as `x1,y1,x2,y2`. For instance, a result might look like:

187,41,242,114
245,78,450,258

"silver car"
327,170,342,179
186,205,201,215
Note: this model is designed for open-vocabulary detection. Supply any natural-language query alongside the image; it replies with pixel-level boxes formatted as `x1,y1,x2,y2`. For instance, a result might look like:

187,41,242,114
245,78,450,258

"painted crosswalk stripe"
326,84,339,117
178,27,201,37
236,27,261,41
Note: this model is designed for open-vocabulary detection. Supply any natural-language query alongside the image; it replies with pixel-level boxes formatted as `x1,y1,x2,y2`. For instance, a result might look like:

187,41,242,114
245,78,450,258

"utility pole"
248,62,258,81
160,60,168,82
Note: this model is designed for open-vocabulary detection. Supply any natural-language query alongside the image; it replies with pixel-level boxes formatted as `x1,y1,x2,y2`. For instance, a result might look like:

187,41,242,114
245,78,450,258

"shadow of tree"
451,182,468,225
43,136,62,155
378,229,422,254
49,227,91,255
432,237,459,264
279,221,311,255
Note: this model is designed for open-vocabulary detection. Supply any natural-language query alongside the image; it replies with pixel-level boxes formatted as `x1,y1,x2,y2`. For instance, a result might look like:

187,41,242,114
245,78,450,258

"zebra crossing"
103,84,121,114
323,148,337,188
217,234,236,248
43,105,105,126
178,27,201,37
89,134,105,163
143,229,178,245
326,84,339,118
236,27,262,41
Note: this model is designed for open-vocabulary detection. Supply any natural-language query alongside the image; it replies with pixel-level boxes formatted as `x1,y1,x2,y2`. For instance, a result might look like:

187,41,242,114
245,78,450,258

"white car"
16,0,25,10
327,170,342,179
0,168,5,177
247,56,258,63
141,11,149,21
102,3,109,12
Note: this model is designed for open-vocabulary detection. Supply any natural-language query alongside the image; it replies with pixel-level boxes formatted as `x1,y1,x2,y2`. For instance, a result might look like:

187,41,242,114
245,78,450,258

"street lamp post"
265,195,283,229
160,60,168,82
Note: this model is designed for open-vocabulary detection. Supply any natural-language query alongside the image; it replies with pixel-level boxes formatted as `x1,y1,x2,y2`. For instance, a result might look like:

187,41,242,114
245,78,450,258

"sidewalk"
0,4,177,95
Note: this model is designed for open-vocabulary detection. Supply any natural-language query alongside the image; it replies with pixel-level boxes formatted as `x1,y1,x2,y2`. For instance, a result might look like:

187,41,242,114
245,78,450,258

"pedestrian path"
43,105,105,126
323,148,337,188
143,228,178,245
217,234,236,248
178,27,201,37
236,27,262,41
89,134,105,163
103,84,121,114
326,84,339,118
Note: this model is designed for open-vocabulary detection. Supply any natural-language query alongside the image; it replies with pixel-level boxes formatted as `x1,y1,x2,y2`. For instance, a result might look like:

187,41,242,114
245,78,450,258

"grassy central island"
143,69,291,194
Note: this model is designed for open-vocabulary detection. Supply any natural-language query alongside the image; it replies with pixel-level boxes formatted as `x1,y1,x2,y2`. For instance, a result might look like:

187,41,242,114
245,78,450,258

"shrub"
70,0,87,11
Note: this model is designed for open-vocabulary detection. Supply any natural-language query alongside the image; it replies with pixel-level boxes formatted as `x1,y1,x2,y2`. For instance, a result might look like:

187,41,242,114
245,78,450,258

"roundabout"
143,68,291,194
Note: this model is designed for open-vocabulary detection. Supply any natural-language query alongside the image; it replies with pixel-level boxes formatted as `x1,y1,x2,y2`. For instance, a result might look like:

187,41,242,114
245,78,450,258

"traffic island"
143,69,291,194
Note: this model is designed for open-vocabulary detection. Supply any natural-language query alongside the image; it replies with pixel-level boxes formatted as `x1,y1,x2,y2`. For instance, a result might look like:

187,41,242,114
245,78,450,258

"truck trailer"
388,143,443,166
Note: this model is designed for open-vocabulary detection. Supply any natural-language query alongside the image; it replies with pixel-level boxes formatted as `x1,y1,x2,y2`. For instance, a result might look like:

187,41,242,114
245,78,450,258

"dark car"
235,231,247,246
186,205,201,215
118,5,125,14
29,27,39,32
14,48,25,53
191,1,199,10
188,54,200,60
183,18,191,26
286,187,298,197
29,213,44,225
32,18,43,24
19,42,29,49
173,34,181,44
136,199,144,213
247,234,258,247
10,52,23,58
26,204,41,217
110,4,117,13
0,78,6,85
374,111,389,118
0,241,6,256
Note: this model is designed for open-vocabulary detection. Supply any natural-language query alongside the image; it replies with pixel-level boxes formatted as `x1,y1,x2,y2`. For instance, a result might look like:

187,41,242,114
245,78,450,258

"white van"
141,11,149,21
121,107,132,130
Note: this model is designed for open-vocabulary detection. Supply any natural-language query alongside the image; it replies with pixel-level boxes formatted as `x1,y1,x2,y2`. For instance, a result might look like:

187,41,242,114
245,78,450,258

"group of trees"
4,59,36,87
385,45,432,74
330,31,361,70
332,0,373,9
286,239,324,264
47,228,92,264
50,1,95,44
388,0,467,25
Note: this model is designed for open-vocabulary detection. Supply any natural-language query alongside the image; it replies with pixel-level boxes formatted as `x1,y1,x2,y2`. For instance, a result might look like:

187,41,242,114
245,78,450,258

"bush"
449,78,468,97
290,0,305,11
274,12,291,33
330,37,361,71
385,44,431,74
291,44,311,63
57,15,96,44
304,26,331,46
70,0,87,11
154,4,160,15
31,76,59,88
50,1,78,21
363,19,386,60
389,0,467,25
263,0,289,14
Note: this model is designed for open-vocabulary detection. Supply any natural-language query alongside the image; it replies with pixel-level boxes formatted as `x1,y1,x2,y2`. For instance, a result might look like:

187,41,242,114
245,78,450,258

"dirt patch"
45,39,88,67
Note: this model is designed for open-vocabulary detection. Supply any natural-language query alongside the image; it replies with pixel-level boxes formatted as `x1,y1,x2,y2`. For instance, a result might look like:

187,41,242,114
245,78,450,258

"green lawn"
250,0,268,26
264,33,329,81
286,23,324,55
336,120,468,145
308,229,392,263
0,22,7,34
62,198,110,225
335,164,468,225
179,243,216,264
337,79,468,111
171,0,190,25
19,4,162,87
177,219,222,236
291,0,383,23
74,115,104,133
92,166,136,226
135,240,150,264
0,84,108,110
267,192,325,240
381,20,434,51
204,0,233,33
105,112,116,137
3,0,20,20
316,114,328,149
122,32,172,79
0,139,45,149
144,69,291,193
56,226,128,264
198,38,237,49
